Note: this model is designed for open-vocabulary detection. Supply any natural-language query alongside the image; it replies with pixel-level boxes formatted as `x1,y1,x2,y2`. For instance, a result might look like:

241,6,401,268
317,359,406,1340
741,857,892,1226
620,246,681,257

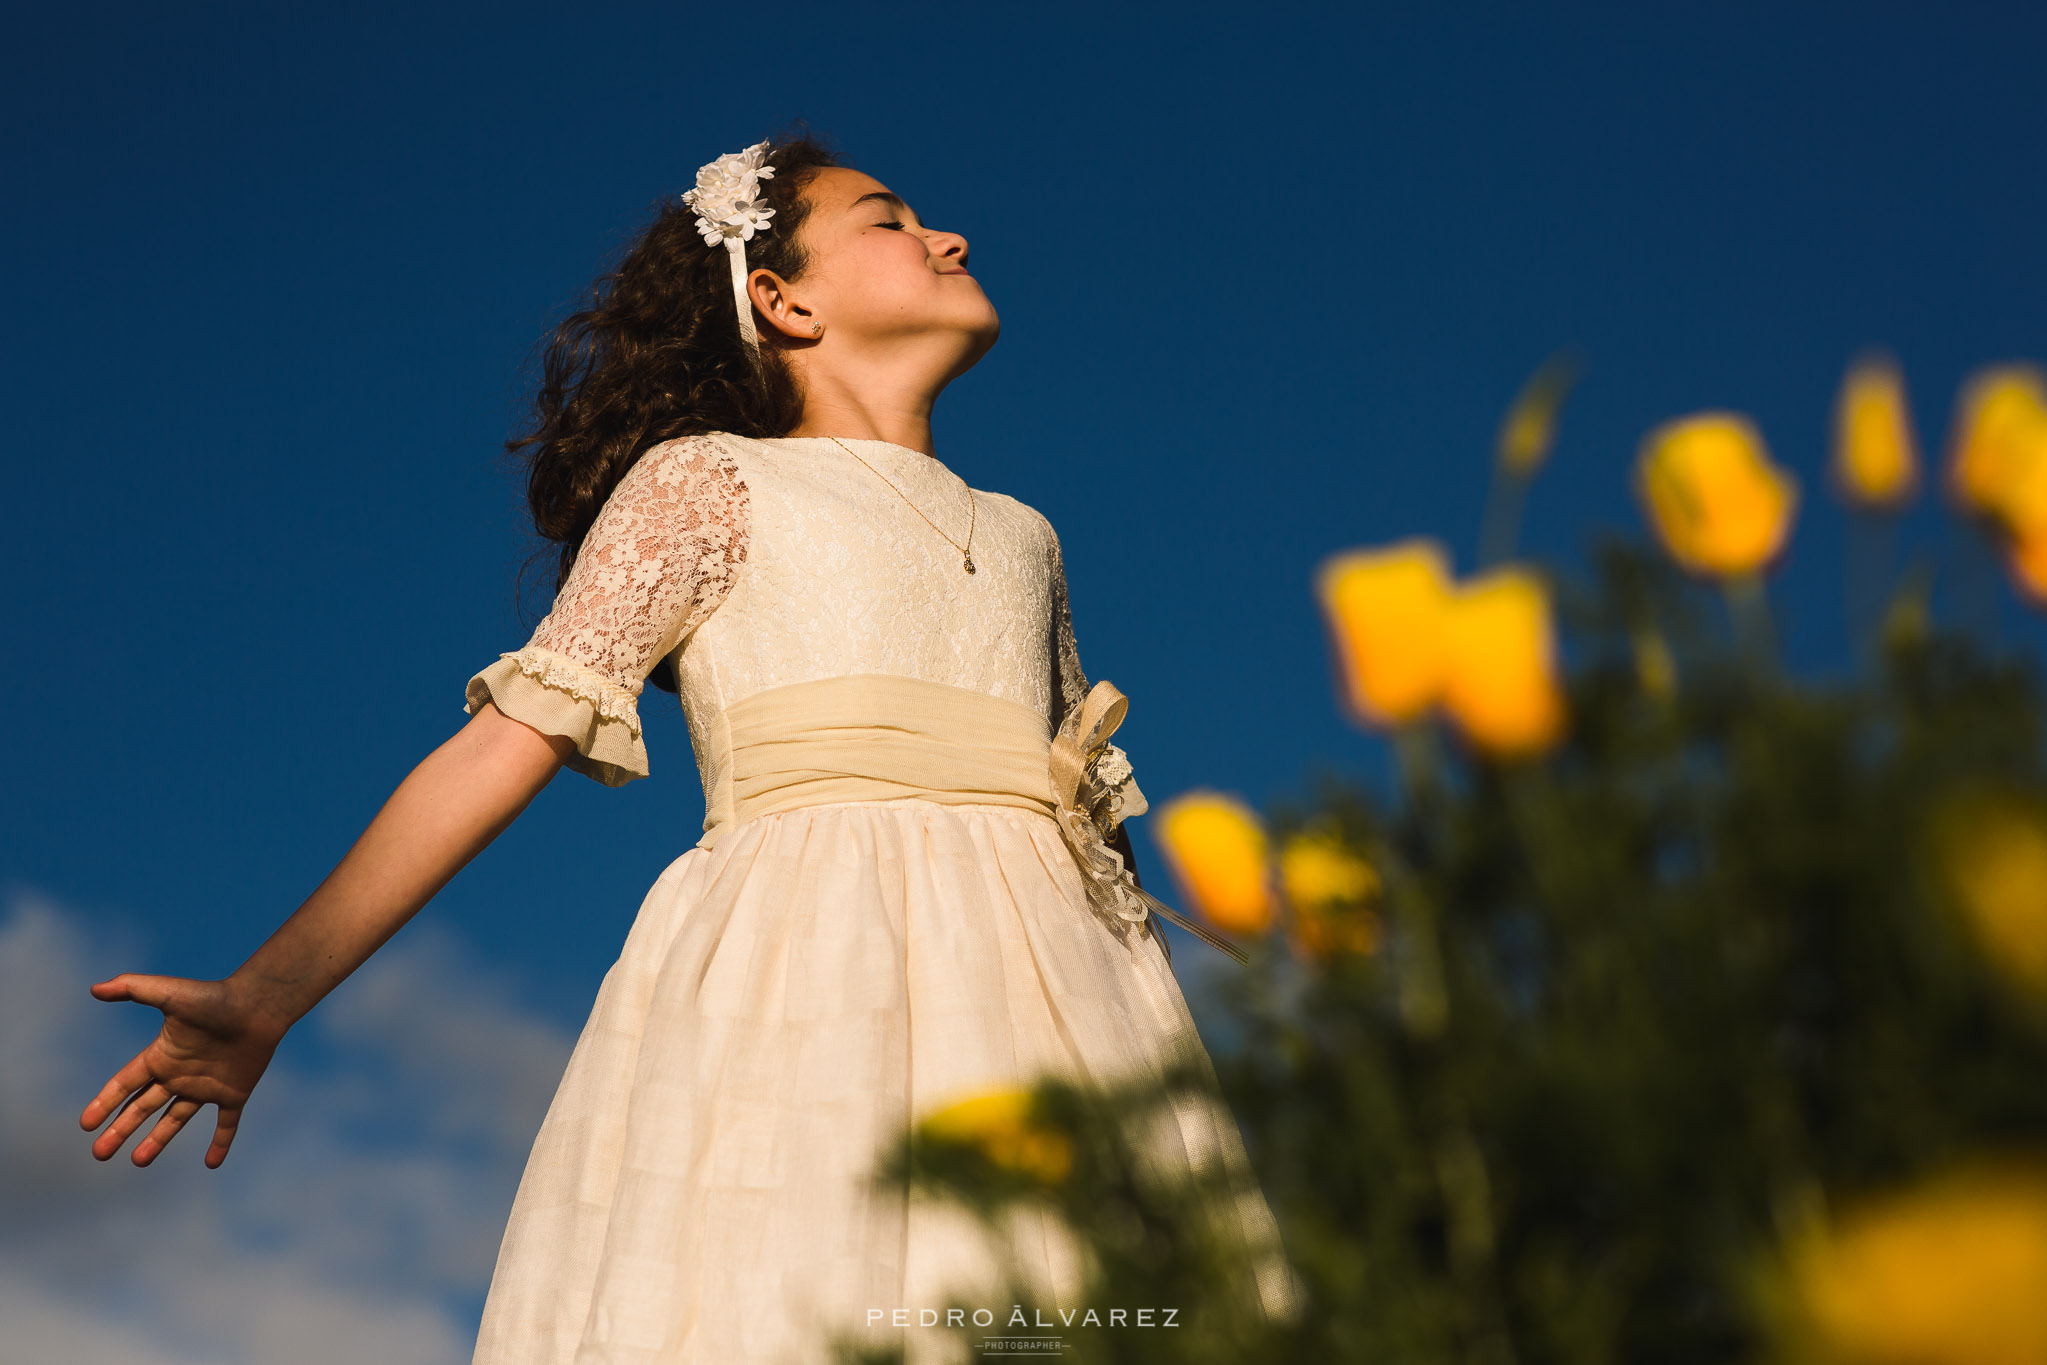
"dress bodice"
463,432,1096,808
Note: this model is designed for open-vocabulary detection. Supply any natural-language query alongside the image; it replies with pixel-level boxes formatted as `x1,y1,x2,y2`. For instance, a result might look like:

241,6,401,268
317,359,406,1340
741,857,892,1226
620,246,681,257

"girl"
79,130,1301,1363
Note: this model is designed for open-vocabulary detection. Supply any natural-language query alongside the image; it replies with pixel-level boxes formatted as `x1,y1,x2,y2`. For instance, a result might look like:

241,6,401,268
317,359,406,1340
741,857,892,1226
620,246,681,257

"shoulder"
630,431,747,487
966,489,1062,571
1012,498,1064,564
575,436,752,568
604,433,751,517
981,489,1056,544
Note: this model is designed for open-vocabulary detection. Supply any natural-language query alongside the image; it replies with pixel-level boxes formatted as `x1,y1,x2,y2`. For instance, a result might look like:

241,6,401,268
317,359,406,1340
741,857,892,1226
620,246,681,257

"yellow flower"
1496,351,1581,476
1986,438,2047,549
1278,828,1382,960
1927,787,2047,997
1152,790,1278,937
919,1087,1074,1186
1315,539,1455,728
2007,532,2047,609
1770,1160,2047,1365
1635,411,1801,577
1945,365,2047,536
1438,565,1568,760
1832,352,1920,509
1279,828,1380,908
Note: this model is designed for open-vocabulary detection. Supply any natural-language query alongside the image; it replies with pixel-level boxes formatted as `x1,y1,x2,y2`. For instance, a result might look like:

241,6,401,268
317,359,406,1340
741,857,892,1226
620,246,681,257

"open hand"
80,974,291,1168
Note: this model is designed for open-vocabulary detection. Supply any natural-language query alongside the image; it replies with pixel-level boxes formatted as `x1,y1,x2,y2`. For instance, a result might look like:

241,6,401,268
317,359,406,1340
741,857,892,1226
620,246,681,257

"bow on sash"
1049,681,1252,965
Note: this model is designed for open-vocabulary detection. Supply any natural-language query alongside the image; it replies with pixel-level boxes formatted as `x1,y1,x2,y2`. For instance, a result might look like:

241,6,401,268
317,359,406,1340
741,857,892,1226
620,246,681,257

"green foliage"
841,536,2047,1364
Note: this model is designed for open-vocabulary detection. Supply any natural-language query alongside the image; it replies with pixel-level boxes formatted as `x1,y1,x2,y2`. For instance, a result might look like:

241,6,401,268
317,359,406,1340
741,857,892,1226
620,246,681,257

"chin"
961,316,1001,370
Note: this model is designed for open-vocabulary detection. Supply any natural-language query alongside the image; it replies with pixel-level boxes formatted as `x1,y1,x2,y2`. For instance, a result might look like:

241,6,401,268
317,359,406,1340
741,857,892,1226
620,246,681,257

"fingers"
82,972,257,1169
84,1074,242,1169
89,972,177,1008
133,1096,206,1167
80,1052,158,1130
80,973,190,1133
206,1106,243,1169
91,1081,172,1163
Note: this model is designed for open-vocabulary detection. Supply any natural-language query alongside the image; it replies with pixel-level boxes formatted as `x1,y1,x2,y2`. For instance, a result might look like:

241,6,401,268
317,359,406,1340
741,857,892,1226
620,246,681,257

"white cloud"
0,1269,221,1365
0,887,575,1365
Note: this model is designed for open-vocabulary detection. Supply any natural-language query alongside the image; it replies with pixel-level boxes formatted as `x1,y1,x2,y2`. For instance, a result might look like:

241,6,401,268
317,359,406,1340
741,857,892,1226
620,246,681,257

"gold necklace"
828,435,978,574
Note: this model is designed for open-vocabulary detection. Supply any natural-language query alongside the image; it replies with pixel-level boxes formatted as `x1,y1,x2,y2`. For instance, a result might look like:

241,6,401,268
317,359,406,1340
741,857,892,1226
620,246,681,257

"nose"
925,228,969,268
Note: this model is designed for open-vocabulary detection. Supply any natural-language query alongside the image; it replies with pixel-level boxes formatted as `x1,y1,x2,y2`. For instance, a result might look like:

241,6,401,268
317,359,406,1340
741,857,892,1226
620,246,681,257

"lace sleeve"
1043,512,1147,830
1046,513,1091,743
464,434,749,787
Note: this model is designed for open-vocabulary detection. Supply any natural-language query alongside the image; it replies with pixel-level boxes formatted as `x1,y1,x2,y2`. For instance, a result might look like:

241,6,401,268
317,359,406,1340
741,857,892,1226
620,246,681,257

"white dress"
462,432,1300,1364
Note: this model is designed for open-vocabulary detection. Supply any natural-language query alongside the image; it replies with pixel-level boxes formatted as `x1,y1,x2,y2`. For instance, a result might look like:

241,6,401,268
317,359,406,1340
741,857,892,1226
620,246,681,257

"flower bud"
1635,411,1800,578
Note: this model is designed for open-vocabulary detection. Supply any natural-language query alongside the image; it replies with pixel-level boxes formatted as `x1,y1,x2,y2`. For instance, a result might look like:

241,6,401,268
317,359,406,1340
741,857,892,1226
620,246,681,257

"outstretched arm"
227,702,573,1028
81,705,573,1169
82,434,749,1170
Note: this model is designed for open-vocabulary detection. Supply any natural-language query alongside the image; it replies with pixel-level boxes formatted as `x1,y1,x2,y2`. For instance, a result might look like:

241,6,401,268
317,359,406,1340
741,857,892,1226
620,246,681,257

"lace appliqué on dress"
527,435,750,686
465,434,750,785
1090,741,1148,834
1044,511,1092,746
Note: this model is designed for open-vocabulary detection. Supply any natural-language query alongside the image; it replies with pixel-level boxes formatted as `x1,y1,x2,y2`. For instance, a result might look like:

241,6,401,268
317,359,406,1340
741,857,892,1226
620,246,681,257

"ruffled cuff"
463,644,650,787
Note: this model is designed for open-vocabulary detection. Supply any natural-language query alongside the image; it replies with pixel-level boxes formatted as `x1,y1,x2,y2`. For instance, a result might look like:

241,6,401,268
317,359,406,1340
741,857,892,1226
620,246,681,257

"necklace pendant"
963,555,976,574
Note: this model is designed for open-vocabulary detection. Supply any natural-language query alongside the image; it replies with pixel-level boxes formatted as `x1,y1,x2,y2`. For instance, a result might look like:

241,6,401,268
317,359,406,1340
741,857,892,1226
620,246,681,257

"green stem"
1478,465,1532,572
1435,1097,1521,1365
1843,507,1898,671
1953,517,2004,651
1722,570,1777,681
1394,879,1449,1040
1385,726,1450,1038
1393,719,1447,812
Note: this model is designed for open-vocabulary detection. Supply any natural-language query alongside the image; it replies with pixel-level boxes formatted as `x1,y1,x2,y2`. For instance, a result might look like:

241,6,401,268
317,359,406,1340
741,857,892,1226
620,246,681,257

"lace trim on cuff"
498,645,645,739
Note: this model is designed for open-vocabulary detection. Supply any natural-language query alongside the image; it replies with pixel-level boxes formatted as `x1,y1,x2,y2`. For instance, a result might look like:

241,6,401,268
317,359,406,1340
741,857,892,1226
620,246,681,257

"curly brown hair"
506,124,843,693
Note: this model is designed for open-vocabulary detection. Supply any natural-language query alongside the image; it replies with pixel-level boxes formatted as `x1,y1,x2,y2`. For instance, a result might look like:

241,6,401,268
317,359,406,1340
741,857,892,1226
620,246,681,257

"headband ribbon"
682,140,778,361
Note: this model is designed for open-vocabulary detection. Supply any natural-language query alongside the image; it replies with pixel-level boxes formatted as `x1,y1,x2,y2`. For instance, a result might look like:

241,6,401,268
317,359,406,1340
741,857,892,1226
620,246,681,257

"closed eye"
875,219,906,230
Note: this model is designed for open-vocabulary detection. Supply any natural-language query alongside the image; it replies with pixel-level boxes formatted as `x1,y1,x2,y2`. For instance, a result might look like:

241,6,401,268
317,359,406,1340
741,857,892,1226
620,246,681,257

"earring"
810,321,824,336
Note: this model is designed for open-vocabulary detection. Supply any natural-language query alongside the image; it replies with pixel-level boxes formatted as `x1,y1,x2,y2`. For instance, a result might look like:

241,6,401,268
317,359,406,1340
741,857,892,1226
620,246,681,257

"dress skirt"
469,675,1302,1364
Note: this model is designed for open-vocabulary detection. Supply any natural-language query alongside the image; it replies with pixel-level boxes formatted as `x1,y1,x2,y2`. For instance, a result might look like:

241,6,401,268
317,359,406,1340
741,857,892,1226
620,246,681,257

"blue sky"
6,3,2046,1358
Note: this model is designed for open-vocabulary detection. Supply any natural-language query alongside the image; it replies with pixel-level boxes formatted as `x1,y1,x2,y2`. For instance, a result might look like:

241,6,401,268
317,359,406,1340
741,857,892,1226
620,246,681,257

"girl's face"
777,167,999,371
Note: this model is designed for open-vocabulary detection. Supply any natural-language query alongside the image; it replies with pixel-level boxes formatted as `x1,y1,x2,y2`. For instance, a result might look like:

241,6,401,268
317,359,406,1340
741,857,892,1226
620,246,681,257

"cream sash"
695,673,1249,964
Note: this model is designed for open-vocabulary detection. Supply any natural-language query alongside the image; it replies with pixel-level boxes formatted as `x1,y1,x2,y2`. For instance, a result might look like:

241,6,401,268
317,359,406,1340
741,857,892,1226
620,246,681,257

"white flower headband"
681,139,777,362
